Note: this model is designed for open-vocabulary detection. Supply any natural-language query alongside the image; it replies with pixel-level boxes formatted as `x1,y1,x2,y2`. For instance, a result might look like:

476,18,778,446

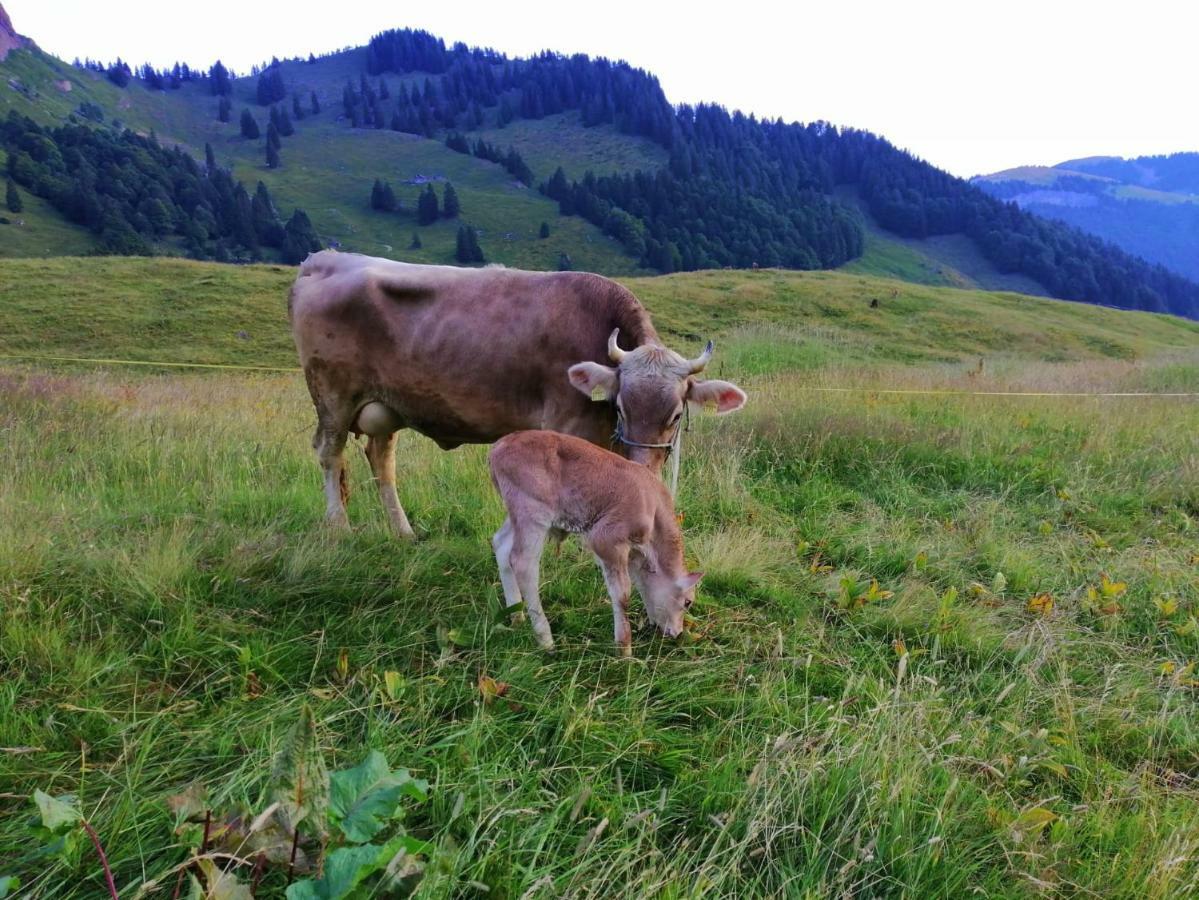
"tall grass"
2,337,1198,895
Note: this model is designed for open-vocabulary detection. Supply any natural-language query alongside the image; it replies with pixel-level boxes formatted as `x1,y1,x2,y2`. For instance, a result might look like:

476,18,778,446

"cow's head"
568,329,747,471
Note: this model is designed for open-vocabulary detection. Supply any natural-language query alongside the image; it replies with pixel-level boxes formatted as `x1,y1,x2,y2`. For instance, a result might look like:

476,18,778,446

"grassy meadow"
2,259,1199,897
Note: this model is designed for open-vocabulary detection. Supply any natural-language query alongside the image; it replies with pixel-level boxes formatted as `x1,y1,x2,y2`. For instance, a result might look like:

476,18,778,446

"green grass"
3,258,1197,372
2,259,1199,896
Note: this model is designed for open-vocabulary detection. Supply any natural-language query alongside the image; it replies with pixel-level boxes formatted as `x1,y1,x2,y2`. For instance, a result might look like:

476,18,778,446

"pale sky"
8,0,1196,177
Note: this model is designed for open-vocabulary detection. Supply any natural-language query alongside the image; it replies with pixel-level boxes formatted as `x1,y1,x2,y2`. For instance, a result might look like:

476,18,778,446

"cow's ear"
568,362,619,402
678,571,704,589
687,379,746,415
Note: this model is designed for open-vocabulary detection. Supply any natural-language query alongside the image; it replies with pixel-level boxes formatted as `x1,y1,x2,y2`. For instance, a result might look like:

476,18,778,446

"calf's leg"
594,542,633,657
364,431,415,539
492,518,524,619
509,523,553,650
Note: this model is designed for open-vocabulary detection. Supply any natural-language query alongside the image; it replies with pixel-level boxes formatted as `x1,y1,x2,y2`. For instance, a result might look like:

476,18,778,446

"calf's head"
642,569,703,639
568,329,747,471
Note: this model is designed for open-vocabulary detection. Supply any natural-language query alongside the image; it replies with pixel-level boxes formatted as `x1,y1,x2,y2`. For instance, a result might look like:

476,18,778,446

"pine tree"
240,109,260,139
256,67,286,105
557,252,573,271
208,60,232,96
218,95,231,122
381,181,397,212
204,142,216,174
497,98,514,127
252,181,284,246
310,91,320,115
442,182,460,218
468,226,485,262
456,224,485,263
266,139,281,169
6,177,22,213
417,184,439,225
539,221,550,239
370,178,384,211
267,122,281,151
455,225,468,263
279,108,294,136
409,232,422,249
281,208,321,264
292,94,304,119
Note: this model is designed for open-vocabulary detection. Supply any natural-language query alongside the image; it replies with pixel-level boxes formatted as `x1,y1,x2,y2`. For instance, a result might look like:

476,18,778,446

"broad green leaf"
1013,807,1057,832
1036,760,1069,778
195,859,254,900
33,790,81,833
286,839,411,900
0,876,19,899
382,671,406,701
329,750,428,844
270,704,331,841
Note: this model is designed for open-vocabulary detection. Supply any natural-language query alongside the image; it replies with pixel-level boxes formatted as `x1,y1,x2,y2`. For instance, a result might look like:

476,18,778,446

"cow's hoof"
619,644,633,659
509,609,527,625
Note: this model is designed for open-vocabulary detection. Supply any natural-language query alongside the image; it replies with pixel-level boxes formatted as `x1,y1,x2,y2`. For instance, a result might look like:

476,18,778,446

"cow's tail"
339,464,351,507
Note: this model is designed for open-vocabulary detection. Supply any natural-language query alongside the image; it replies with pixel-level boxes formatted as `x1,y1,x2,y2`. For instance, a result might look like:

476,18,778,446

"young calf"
489,430,702,655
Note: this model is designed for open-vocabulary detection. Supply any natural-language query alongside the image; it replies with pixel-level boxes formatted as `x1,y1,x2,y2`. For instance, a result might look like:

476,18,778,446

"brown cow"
489,430,701,654
288,251,746,537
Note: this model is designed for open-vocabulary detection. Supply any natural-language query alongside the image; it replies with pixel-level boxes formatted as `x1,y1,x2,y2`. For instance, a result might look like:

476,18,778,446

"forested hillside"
2,8,1197,317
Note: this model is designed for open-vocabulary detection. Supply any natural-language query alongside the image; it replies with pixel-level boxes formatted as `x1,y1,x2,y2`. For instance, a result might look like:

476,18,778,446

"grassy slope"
2,261,1199,896
3,257,1196,372
0,46,656,273
836,186,1053,297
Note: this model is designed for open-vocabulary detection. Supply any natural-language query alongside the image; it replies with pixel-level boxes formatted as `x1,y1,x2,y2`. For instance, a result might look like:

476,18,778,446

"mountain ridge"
975,152,1199,285
2,4,1198,318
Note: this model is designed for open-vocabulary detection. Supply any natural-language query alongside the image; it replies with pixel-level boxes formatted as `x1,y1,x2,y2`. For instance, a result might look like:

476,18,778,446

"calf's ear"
687,379,747,415
568,362,619,401
679,571,704,589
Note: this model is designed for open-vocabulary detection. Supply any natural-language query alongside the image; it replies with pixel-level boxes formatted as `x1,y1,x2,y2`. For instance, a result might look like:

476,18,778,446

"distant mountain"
2,1,1198,318
974,154,1199,283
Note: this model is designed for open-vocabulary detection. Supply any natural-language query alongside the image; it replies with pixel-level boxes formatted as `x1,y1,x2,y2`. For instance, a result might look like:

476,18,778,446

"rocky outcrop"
0,2,30,61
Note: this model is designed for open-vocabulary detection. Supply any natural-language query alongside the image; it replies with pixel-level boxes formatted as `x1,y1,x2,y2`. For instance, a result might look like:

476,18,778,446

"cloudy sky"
9,0,1194,177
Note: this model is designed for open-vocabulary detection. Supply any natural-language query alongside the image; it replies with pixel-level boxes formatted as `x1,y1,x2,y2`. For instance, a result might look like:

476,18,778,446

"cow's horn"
687,340,714,374
608,328,627,364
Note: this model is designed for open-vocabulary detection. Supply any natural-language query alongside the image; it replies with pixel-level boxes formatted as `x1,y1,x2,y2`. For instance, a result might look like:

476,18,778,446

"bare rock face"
0,2,30,61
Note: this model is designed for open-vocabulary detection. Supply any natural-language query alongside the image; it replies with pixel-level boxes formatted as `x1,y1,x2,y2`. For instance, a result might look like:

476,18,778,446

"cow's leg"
594,542,633,657
510,522,553,650
315,426,350,528
364,431,415,540
492,517,524,620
